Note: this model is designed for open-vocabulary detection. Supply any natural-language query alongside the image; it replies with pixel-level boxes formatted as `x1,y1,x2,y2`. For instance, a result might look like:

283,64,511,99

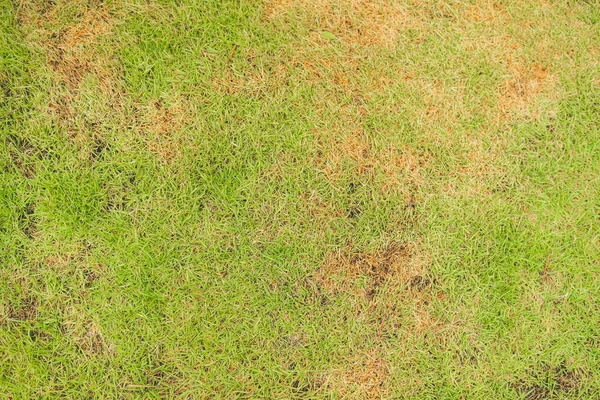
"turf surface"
1,0,599,398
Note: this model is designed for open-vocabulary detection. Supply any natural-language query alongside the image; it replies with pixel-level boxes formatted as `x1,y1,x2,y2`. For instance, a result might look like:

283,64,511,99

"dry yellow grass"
18,0,193,163
325,350,390,398
265,0,418,48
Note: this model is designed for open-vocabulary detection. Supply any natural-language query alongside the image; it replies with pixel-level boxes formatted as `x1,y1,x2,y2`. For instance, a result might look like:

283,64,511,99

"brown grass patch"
463,1,511,24
315,124,427,197
499,63,558,121
325,350,390,399
18,1,117,90
139,97,194,163
6,296,38,322
298,189,348,222
213,62,289,97
315,243,418,299
18,1,191,163
265,0,417,48
250,3,431,199
406,295,444,336
514,362,589,400
63,305,112,355
18,0,121,144
0,272,37,326
43,248,106,293
369,278,446,341
317,261,447,398
312,241,447,346
47,11,115,90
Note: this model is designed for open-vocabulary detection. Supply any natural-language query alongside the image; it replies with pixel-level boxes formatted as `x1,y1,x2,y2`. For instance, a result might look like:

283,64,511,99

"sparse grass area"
1,0,599,398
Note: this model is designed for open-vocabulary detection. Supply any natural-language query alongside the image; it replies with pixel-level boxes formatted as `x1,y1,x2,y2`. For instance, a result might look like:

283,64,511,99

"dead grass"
18,0,121,143
18,1,116,90
17,1,192,163
42,248,112,356
265,0,417,48
62,305,112,355
45,250,106,293
325,350,390,399
264,0,582,196
499,62,559,121
0,266,35,325
314,114,427,197
463,1,511,24
139,97,194,163
6,296,38,322
513,362,590,400
314,242,418,299
314,243,446,398
251,2,433,201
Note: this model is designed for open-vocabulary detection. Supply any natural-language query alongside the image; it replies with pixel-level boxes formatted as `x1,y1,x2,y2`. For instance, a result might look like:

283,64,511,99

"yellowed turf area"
1,0,599,398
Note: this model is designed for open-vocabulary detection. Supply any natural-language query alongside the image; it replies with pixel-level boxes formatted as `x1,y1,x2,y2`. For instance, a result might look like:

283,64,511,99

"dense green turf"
1,0,599,398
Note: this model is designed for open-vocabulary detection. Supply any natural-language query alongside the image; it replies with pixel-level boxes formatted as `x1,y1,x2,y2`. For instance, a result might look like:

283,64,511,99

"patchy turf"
1,0,599,398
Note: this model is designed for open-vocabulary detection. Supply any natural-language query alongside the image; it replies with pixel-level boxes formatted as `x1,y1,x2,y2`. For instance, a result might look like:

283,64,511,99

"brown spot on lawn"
315,243,419,299
18,0,123,148
7,296,38,322
554,364,586,394
539,252,555,287
263,4,431,197
63,305,112,355
19,1,193,163
409,297,444,336
365,255,447,340
464,1,511,24
514,362,588,399
44,248,106,290
50,12,115,89
265,0,417,48
18,1,117,90
499,63,558,121
313,244,446,396
298,189,347,222
325,350,390,398
140,97,195,163
315,125,427,196
78,322,109,355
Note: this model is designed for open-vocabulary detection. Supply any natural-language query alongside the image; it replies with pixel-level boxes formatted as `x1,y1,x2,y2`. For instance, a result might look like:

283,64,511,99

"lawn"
1,0,599,398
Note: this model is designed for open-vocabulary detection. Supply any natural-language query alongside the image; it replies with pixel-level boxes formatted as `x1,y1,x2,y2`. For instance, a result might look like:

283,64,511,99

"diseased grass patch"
499,62,559,121
18,0,195,163
513,362,593,399
18,2,116,89
315,242,417,299
265,0,417,48
5,295,38,323
324,350,390,398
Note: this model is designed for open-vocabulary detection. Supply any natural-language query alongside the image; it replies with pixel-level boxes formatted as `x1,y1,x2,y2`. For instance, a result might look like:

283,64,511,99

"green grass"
1,0,599,398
